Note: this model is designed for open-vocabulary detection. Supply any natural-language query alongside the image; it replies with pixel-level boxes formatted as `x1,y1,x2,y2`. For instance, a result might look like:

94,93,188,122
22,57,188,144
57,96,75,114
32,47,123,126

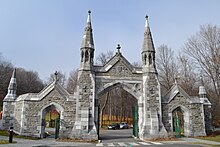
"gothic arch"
85,50,89,62
169,105,190,137
97,81,141,99
39,102,64,138
81,50,84,62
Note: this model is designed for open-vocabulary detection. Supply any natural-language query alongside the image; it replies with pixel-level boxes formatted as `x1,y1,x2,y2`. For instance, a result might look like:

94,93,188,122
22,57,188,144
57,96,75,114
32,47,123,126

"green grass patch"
0,130,8,136
197,135,220,142
0,139,16,144
0,130,40,140
190,142,220,147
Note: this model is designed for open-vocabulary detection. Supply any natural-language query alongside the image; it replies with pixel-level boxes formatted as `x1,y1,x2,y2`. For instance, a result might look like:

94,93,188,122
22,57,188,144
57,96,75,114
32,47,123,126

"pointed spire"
4,68,17,101
142,15,157,73
142,15,155,52
81,10,94,49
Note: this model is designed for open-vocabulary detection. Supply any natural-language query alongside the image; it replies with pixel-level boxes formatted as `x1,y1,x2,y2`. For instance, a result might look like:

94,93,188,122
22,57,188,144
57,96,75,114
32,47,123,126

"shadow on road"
100,134,133,140
99,129,134,142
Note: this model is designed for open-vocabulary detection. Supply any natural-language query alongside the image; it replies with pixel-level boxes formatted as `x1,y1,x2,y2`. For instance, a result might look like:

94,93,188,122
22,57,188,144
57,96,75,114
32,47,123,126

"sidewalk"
181,137,220,145
0,135,93,147
1,135,220,146
161,137,220,145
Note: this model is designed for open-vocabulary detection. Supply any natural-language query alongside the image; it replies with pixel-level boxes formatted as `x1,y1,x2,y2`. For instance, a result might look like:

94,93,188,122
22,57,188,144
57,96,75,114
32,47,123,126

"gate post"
55,116,60,139
132,105,139,138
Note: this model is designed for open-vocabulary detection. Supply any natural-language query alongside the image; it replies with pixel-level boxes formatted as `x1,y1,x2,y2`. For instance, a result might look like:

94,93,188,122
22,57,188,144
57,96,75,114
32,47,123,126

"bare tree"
16,68,45,95
99,92,109,128
47,71,67,87
132,61,142,67
184,24,220,96
183,24,220,120
96,50,114,65
66,69,78,94
177,54,198,95
156,44,177,92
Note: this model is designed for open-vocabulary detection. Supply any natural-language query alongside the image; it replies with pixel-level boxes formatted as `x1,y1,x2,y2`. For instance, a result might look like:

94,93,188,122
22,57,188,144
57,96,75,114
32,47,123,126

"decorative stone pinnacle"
86,10,92,24
145,15,149,28
174,75,180,85
200,75,204,86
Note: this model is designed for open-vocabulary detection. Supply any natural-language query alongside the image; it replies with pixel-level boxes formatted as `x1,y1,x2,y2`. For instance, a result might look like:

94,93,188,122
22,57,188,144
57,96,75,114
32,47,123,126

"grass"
0,130,40,140
0,130,8,136
195,130,220,143
197,135,220,142
190,142,220,147
0,139,17,144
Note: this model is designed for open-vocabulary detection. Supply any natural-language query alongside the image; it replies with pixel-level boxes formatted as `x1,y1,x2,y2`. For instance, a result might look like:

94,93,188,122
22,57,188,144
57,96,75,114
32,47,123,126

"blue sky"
0,0,219,81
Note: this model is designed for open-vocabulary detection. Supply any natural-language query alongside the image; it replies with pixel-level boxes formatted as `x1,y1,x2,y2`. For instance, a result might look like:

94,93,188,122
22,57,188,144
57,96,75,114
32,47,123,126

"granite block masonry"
2,11,212,141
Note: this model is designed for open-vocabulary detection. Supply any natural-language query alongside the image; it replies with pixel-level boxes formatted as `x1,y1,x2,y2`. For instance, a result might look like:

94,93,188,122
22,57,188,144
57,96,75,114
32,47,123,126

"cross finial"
54,71,59,81
116,44,121,53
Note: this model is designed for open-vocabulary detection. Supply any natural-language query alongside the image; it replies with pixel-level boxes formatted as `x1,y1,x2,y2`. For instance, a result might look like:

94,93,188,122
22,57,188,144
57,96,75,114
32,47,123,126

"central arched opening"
98,83,138,141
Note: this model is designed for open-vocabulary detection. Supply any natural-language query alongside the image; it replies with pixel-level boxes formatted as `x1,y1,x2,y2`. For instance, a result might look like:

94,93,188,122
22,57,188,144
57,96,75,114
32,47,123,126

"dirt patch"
145,137,181,142
206,131,220,137
57,138,98,143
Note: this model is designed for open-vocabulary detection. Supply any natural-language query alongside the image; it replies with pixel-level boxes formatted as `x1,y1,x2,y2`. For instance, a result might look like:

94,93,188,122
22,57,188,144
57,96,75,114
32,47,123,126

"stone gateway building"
2,11,212,141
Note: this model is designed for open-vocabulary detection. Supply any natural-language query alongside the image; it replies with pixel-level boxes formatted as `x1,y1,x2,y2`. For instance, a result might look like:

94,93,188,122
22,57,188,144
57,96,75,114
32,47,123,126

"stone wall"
189,103,206,136
2,102,15,130
140,73,164,139
14,101,23,134
204,105,213,134
162,93,206,137
14,89,76,138
71,70,98,140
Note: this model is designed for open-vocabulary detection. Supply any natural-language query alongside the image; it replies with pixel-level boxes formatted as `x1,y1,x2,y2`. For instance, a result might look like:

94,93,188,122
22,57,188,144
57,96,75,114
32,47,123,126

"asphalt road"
97,129,204,147
0,129,207,147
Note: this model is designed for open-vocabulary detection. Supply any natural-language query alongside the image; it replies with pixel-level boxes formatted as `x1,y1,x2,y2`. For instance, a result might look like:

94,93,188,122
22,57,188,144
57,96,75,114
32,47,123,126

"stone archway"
170,106,190,137
97,82,140,140
97,82,141,99
39,102,64,138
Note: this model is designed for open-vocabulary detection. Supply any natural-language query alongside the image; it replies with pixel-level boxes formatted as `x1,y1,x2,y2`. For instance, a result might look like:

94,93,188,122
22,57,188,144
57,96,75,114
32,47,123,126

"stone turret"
71,11,98,140
2,69,17,129
199,76,213,133
80,10,95,71
199,76,207,99
140,15,167,139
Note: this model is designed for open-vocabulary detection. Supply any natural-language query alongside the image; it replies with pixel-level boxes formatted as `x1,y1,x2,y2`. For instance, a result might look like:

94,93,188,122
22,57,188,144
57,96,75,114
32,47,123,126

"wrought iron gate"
55,116,60,139
132,105,138,138
173,108,184,138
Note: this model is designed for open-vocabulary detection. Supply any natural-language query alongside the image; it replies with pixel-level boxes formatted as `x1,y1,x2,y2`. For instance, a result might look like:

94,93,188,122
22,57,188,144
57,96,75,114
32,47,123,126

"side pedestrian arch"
39,102,64,138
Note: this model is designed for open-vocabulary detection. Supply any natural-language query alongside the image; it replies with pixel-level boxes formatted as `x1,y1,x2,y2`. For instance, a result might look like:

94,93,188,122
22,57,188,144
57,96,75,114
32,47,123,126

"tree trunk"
100,92,109,128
